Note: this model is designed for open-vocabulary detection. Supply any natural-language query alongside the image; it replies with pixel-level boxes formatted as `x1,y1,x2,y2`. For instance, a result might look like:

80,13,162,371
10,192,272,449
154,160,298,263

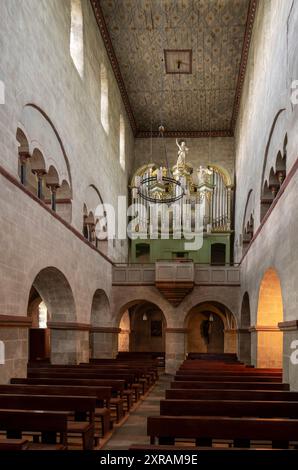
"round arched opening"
118,301,167,358
27,267,76,364
255,268,283,368
185,301,237,355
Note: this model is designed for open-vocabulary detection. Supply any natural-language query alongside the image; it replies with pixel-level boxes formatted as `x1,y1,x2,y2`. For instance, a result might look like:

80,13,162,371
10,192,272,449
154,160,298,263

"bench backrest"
2,383,111,402
0,409,68,434
174,374,281,382
11,378,122,395
0,394,96,419
160,399,298,418
147,415,298,446
170,381,289,390
27,370,135,384
165,388,298,401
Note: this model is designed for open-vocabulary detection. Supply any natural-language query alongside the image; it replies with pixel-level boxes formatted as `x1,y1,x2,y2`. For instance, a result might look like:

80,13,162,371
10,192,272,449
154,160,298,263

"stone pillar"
90,327,120,359
237,328,251,364
32,169,46,200
250,325,283,368
47,183,60,211
165,328,187,375
87,222,96,244
48,322,90,364
19,151,30,185
278,321,298,390
0,315,31,384
224,328,237,353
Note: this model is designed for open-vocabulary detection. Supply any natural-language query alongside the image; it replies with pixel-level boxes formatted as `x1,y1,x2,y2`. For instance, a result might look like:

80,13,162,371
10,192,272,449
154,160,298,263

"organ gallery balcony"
112,261,240,305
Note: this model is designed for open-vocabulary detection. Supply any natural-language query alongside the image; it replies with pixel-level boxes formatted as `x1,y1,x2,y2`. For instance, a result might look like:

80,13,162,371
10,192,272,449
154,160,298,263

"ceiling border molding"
230,0,259,131
91,0,258,137
136,130,234,139
90,0,137,135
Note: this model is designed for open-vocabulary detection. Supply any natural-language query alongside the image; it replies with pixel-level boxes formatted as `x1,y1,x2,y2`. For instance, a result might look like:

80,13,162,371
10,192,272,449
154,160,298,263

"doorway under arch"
185,301,237,354
27,267,77,364
118,301,166,355
27,286,50,363
255,268,283,368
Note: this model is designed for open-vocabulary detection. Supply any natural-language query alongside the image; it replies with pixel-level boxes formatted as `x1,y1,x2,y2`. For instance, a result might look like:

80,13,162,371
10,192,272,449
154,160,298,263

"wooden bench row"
147,416,298,448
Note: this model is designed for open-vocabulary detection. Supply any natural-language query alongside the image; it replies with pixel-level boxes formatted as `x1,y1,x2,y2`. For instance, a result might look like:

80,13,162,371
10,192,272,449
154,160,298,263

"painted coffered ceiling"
91,0,257,137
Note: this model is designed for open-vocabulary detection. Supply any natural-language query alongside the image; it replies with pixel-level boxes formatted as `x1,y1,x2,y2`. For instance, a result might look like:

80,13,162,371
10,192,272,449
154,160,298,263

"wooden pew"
27,369,136,386
170,381,289,390
32,363,153,395
12,376,125,413
12,377,123,426
165,388,298,401
187,353,239,362
160,399,298,419
6,383,111,437
26,370,137,410
78,363,156,388
176,366,282,374
147,415,298,448
174,374,282,382
0,410,68,450
177,369,282,376
129,444,295,452
0,394,96,450
179,363,281,371
0,439,29,450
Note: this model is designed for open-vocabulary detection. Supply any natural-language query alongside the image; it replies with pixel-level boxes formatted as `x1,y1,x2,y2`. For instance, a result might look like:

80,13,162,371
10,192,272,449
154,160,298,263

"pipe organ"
131,164,232,234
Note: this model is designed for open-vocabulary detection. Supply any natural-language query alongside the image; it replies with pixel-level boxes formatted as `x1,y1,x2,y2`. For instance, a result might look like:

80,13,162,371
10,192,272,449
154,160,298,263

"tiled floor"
104,374,172,450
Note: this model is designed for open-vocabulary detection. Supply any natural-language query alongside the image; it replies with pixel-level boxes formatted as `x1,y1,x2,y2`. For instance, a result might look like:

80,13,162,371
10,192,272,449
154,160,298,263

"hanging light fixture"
142,312,148,321
134,4,185,205
136,124,185,204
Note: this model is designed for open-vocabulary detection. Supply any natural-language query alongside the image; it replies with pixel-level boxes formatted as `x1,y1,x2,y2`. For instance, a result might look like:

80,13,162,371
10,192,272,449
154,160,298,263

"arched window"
119,114,125,170
70,0,84,78
100,64,109,133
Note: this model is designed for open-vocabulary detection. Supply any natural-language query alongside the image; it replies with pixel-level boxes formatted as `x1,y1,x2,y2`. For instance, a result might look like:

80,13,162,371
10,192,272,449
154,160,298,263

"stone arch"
17,105,73,222
255,268,284,368
115,295,170,327
117,299,167,355
239,292,251,364
89,289,111,359
184,301,238,355
90,289,110,327
28,266,77,364
260,109,288,222
30,266,76,323
83,185,107,248
16,127,29,153
242,190,254,255
31,148,46,172
260,108,286,195
19,104,72,188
